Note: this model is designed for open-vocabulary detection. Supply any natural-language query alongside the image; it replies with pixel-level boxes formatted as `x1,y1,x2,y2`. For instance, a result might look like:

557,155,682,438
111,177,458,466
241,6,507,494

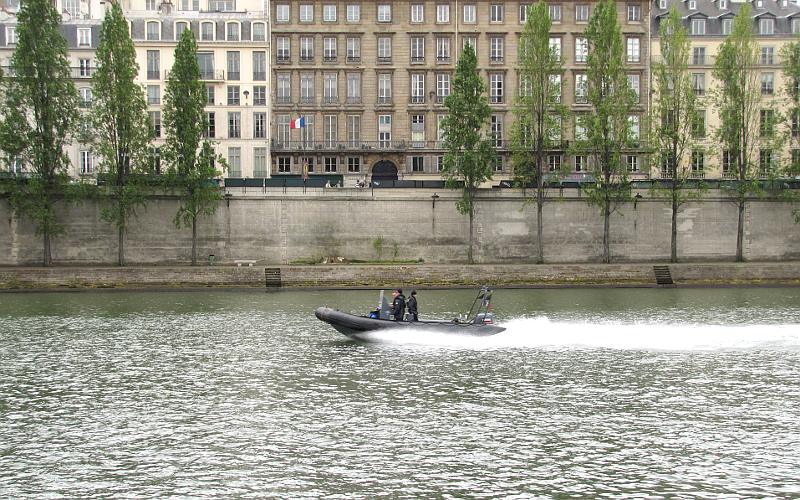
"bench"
234,260,257,267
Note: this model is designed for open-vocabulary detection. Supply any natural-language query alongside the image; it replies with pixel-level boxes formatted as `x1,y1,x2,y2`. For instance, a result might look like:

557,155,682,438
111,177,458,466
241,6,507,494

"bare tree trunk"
468,208,474,264
191,217,198,266
671,191,678,263
603,198,611,264
43,228,51,267
118,225,125,267
536,198,544,264
736,198,746,262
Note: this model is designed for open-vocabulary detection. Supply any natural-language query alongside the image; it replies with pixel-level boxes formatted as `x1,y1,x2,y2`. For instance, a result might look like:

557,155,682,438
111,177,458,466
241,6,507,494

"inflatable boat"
315,286,506,338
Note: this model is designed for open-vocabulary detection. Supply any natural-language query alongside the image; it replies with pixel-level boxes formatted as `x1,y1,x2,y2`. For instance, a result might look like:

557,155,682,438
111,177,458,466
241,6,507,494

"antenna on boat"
466,285,492,321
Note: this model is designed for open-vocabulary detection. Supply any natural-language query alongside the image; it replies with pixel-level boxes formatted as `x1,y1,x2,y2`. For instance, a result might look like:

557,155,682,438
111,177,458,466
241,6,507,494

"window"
276,4,290,22
206,85,215,105
463,36,477,54
692,109,706,138
300,37,314,62
252,22,266,42
549,4,561,22
463,4,476,23
79,58,92,78
412,156,425,172
722,19,733,36
574,155,586,172
575,117,588,141
377,4,391,22
575,74,588,103
690,18,706,36
146,0,157,9
254,148,268,177
627,155,639,172
411,73,425,103
692,73,705,96
347,73,361,103
276,37,290,63
627,4,640,22
692,47,706,65
575,37,588,63
323,4,337,22
301,116,315,147
300,74,314,103
550,74,562,102
204,112,215,138
760,109,775,137
347,37,361,62
761,47,774,65
78,27,92,46
276,115,290,147
627,74,640,103
490,37,504,62
490,115,503,147
793,18,800,35
277,74,291,103
490,3,503,22
691,151,704,175
720,0,727,7
688,0,696,8
324,115,337,147
436,73,451,102
348,157,361,173
5,26,17,45
378,74,392,104
761,73,774,95
175,21,189,40
324,37,337,61
793,111,800,138
347,4,361,22
626,38,640,63
79,87,92,108
490,73,504,104
253,51,266,81
64,0,79,15
576,4,589,22
145,22,159,41
227,85,240,105
300,4,314,22
254,112,267,139
378,37,392,62
227,51,240,80
347,115,361,147
378,115,392,148
520,3,530,23
437,4,450,23
80,151,93,175
147,85,160,105
437,115,446,144
226,22,240,41
760,18,775,35
197,52,214,79
411,4,424,23
437,37,451,62
549,37,562,60
411,36,425,63
227,147,241,177
759,150,773,176
148,110,161,137
411,114,425,147
324,73,338,103
209,0,234,11
228,112,241,138
628,115,640,143
548,155,562,172
722,150,733,177
201,22,215,41
278,157,291,174
251,85,266,106
323,157,337,173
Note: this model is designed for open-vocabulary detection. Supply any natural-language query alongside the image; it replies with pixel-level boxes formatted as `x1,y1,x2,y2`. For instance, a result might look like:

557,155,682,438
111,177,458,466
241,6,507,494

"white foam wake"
359,317,800,351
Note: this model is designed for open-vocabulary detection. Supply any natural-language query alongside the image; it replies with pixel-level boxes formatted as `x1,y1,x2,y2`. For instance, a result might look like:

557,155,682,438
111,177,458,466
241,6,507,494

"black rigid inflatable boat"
315,286,506,338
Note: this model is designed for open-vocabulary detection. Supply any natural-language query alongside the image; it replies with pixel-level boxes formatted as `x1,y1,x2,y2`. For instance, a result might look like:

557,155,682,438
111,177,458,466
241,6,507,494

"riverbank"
2,262,800,290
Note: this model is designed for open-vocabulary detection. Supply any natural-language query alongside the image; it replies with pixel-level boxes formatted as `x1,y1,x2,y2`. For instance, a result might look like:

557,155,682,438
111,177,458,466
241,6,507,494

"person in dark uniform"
391,288,406,321
407,290,418,321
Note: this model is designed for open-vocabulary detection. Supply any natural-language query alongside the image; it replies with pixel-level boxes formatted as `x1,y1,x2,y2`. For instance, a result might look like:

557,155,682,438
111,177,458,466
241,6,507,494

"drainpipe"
266,0,272,179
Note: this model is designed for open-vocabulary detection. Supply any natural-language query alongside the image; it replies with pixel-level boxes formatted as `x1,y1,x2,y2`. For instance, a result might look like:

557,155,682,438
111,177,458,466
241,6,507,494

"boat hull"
314,307,506,338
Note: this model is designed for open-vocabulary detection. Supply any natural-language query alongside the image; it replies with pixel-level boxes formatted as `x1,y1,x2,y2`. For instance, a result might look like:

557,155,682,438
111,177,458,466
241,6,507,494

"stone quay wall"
1,188,799,266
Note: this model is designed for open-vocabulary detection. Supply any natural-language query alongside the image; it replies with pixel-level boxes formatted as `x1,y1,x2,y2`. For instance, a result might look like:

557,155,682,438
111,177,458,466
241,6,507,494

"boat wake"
357,316,800,351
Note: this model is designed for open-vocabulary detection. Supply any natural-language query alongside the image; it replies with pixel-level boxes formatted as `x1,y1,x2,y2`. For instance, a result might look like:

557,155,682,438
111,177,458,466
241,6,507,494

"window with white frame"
253,22,266,42
276,115,290,147
412,156,425,171
793,18,800,34
300,74,314,103
79,58,92,77
548,154,562,172
692,46,706,65
437,4,450,23
574,155,586,172
378,37,392,62
226,22,240,41
227,85,240,105
175,21,189,39
491,115,503,147
411,4,424,22
145,22,159,41
519,3,530,23
490,3,503,22
628,115,640,143
300,4,313,22
64,0,80,16
324,73,338,103
227,51,240,80
276,4,290,22
277,157,291,174
324,37,337,61
549,37,562,60
627,4,640,22
436,73,451,102
347,4,360,22
519,74,532,96
411,115,425,147
576,4,589,22
411,73,425,103
463,3,476,23
575,37,588,62
324,157,338,173
462,36,477,54
348,157,361,173
691,18,705,35
628,74,640,103
277,37,290,62
691,150,704,174
147,85,160,105
761,46,774,65
692,73,705,96
550,74,562,102
378,115,392,147
79,27,92,46
575,74,588,103
324,115,337,147
227,147,241,177
437,115,446,144
149,111,161,137
720,18,732,35
411,36,425,62
80,151,93,175
147,50,160,79
761,73,774,95
5,26,17,45
79,87,92,107
377,4,391,22
688,0,696,9
378,74,392,104
692,109,706,138
489,73,503,104
347,115,361,146
200,21,215,40
490,37,504,62
300,37,314,61
549,4,561,22
228,112,240,138
436,37,451,62
146,0,157,9
760,18,775,35
254,148,268,176
626,38,640,63
323,4,337,22
178,0,199,10
253,112,267,139
347,37,361,62
627,155,639,172
347,73,361,103
253,85,267,105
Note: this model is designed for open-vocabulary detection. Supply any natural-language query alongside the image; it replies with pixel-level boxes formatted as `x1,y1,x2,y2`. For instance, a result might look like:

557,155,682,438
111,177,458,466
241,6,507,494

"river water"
1,287,799,498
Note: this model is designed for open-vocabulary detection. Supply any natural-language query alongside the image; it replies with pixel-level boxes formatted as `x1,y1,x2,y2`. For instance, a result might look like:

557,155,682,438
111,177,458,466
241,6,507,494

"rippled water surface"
1,287,800,498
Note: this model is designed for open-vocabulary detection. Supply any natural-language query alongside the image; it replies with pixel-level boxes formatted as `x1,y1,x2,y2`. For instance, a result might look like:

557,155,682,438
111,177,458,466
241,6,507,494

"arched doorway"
371,160,398,182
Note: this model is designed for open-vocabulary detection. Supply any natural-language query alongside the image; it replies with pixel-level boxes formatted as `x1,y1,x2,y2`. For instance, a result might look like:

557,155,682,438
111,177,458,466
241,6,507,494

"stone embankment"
2,262,800,291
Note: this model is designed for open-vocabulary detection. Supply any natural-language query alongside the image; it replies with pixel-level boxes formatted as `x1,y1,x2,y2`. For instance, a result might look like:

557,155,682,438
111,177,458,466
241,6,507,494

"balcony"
199,70,225,81
347,55,361,63
271,140,410,152
71,67,93,79
147,70,161,80
410,95,426,104
346,97,362,105
323,55,338,63
377,96,392,105
411,56,425,64
490,95,504,104
378,56,392,64
300,96,316,105
276,54,290,64
300,55,314,62
253,71,266,81
276,95,292,105
227,71,240,81
490,55,504,63
437,55,451,63
323,95,339,104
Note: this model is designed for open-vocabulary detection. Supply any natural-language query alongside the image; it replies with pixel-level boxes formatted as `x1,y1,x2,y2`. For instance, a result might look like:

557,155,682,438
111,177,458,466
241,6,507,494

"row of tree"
0,0,223,266
441,0,800,264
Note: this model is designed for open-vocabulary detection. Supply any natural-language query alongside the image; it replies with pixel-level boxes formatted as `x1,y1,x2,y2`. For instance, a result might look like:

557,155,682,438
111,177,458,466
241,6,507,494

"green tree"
440,44,496,264
162,29,224,266
92,2,153,266
650,7,704,262
712,4,782,261
511,0,566,264
578,0,637,263
0,0,79,266
781,34,800,223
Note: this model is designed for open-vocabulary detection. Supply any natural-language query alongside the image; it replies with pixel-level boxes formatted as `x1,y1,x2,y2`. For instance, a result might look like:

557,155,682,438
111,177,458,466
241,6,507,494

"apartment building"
123,0,270,178
270,1,651,184
651,0,800,179
0,0,105,178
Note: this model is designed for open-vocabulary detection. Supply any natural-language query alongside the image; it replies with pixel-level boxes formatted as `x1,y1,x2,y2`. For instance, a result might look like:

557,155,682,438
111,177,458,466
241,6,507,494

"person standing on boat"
407,290,418,321
391,289,406,321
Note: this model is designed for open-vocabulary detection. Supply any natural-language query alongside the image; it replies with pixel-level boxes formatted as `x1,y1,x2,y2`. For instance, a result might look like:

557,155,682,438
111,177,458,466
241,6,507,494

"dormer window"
146,21,161,41
688,0,696,10
226,22,240,41
756,0,763,7
200,21,215,41
719,0,727,9
659,0,667,8
760,17,775,35
175,21,189,40
691,18,706,35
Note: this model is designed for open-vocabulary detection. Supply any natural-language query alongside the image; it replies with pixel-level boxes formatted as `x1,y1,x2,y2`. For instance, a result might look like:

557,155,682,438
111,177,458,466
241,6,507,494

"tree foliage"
162,29,224,266
440,44,496,264
578,0,637,263
511,0,567,264
0,0,80,266
91,1,153,266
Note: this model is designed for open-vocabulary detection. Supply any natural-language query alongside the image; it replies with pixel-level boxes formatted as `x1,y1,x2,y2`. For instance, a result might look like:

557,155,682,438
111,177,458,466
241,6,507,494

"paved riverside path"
2,262,800,290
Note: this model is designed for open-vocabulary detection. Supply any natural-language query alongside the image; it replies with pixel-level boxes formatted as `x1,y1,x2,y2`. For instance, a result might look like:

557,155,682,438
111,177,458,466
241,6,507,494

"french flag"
290,116,305,129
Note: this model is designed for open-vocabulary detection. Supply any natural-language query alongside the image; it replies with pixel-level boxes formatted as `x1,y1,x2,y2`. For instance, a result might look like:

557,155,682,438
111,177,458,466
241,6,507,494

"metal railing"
199,70,225,81
271,140,413,151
